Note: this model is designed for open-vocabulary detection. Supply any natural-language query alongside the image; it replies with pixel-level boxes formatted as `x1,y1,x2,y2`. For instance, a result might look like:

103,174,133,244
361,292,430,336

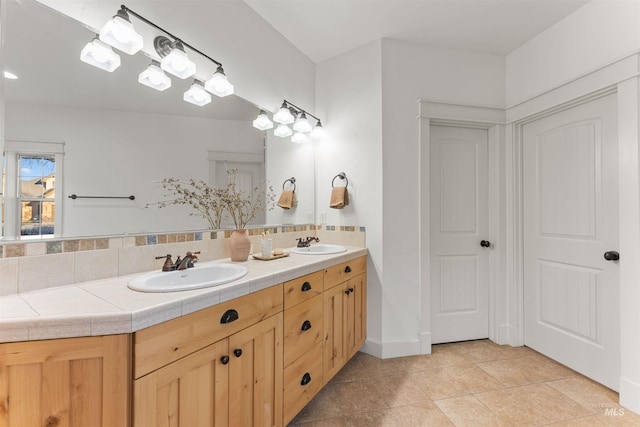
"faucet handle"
156,254,175,272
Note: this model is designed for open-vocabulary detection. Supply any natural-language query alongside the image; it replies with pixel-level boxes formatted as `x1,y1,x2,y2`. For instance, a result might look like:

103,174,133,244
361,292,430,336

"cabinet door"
134,340,229,427
345,274,367,359
0,334,130,427
323,284,348,382
228,312,283,427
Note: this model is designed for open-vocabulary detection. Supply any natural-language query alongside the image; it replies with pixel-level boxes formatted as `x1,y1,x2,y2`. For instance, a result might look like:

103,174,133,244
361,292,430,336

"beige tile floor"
289,340,640,426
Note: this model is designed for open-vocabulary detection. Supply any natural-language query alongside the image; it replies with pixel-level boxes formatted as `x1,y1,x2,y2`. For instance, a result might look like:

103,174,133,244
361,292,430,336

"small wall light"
253,110,274,130
138,61,171,91
80,37,121,72
184,80,211,106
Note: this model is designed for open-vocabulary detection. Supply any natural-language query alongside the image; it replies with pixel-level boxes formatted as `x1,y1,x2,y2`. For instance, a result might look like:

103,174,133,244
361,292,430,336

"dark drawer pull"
344,266,352,273
233,349,242,358
220,355,230,365
220,309,239,324
301,373,312,386
301,320,312,331
301,282,312,292
344,287,354,295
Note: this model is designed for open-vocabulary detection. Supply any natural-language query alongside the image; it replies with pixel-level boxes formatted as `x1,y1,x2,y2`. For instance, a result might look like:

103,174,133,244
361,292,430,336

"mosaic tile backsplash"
0,225,365,296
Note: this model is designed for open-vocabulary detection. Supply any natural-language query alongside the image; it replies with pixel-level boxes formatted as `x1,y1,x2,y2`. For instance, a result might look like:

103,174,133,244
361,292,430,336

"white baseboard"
620,377,640,414
419,332,432,354
360,338,421,359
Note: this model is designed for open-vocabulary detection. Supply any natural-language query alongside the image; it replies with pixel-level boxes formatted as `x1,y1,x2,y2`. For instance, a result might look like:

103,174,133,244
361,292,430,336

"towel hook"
332,172,348,188
282,177,296,191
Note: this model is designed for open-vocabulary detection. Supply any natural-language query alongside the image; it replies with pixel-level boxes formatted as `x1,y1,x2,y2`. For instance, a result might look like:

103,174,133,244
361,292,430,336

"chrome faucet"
296,237,319,248
176,251,200,270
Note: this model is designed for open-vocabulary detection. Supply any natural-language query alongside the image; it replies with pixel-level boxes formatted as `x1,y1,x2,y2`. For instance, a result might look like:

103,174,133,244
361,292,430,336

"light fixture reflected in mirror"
273,102,295,124
253,110,274,130
274,123,293,137
310,120,325,139
183,80,211,106
98,8,143,55
291,132,307,144
293,112,312,133
138,61,171,91
205,66,234,97
80,37,121,72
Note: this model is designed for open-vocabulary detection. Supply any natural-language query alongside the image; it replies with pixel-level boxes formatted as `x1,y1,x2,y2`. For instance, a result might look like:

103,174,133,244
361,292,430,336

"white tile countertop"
0,246,368,343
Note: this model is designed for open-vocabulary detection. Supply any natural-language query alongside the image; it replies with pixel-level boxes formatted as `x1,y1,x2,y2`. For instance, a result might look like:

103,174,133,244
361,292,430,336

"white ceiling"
243,0,590,63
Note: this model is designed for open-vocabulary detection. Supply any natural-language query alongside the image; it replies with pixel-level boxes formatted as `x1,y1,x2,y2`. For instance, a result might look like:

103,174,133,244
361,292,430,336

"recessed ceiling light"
4,71,18,80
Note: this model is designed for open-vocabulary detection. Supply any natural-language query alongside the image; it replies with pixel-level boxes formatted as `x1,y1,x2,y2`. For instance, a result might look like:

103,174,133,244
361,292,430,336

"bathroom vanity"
0,249,367,427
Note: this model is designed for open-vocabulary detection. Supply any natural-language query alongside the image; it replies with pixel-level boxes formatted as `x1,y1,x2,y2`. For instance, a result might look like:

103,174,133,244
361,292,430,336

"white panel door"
523,93,619,390
430,125,489,344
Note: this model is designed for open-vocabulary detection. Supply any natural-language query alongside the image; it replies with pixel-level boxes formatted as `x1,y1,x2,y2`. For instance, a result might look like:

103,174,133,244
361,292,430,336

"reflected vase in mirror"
229,229,251,261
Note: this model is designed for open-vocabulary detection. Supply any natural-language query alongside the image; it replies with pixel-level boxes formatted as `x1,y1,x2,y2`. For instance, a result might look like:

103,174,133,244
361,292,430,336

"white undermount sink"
128,263,248,293
290,244,347,255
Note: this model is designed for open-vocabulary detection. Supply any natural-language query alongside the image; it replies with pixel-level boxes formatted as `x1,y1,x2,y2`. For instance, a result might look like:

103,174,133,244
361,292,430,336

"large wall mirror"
1,0,315,241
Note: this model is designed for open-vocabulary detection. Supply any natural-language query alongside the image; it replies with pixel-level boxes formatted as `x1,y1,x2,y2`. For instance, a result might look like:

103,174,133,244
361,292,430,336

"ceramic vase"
229,229,251,261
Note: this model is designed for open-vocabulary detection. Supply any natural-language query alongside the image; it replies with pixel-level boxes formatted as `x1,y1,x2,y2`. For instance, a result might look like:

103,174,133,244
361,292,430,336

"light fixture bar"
119,5,222,67
281,99,321,124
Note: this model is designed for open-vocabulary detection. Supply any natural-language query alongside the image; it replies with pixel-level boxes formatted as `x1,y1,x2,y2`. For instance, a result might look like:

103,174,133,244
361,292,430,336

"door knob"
480,240,491,248
604,251,620,261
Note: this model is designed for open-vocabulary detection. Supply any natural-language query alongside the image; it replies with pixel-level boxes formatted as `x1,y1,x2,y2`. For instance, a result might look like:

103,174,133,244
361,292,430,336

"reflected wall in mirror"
1,0,315,241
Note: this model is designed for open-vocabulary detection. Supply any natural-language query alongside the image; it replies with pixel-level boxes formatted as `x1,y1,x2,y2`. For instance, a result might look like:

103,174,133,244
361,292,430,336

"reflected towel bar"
332,172,348,188
68,194,135,200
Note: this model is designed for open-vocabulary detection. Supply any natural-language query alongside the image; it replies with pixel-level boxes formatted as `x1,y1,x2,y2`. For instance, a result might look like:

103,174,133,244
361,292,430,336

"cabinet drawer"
134,284,283,378
284,270,323,309
283,343,323,425
283,294,323,367
324,256,366,290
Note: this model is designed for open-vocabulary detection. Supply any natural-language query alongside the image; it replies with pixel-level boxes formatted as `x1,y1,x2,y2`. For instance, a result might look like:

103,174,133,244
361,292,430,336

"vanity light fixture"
80,37,121,72
274,123,293,137
253,110,274,130
293,112,312,133
205,66,234,97
138,61,171,91
85,4,234,104
155,37,196,79
269,100,324,142
310,120,325,139
183,80,211,106
273,102,295,124
98,8,143,55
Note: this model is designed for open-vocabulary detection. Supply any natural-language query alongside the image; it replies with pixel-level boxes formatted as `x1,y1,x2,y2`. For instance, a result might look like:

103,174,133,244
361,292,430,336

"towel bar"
282,177,296,191
332,172,348,188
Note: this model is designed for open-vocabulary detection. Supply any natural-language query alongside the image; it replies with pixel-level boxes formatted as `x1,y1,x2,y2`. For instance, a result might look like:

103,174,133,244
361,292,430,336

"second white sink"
128,263,248,293
290,244,347,255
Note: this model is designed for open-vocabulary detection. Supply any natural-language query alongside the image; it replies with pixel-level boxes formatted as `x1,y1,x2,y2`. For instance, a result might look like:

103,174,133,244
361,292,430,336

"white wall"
315,40,384,346
507,0,640,107
6,102,263,237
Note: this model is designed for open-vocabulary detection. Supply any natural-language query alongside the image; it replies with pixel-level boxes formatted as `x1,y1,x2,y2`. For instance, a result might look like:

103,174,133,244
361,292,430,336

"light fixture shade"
274,124,293,138
273,104,295,124
99,11,143,55
205,67,234,97
291,132,307,144
80,38,121,72
253,110,274,130
161,44,196,79
183,81,211,106
138,63,171,91
293,112,312,133
310,121,325,139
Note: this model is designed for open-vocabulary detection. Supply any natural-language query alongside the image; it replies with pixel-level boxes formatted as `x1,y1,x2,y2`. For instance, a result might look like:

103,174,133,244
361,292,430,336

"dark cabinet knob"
233,349,242,357
480,240,491,248
344,287,354,295
220,309,239,324
344,266,352,273
604,251,620,261
301,282,312,292
300,373,312,386
220,355,230,365
301,320,312,331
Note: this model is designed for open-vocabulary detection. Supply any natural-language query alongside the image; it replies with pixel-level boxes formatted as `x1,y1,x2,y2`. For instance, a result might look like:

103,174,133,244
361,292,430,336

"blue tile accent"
359,226,366,232
194,232,202,241
146,235,157,245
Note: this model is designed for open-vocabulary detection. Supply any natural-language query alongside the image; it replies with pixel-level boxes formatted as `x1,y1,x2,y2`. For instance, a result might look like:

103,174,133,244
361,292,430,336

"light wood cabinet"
133,286,284,427
323,257,367,382
0,334,131,427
